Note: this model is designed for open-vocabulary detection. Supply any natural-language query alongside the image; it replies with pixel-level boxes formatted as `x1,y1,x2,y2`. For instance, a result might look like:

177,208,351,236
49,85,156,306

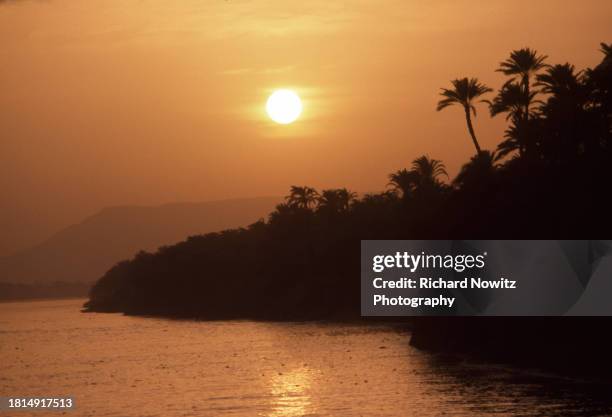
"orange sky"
1,0,611,255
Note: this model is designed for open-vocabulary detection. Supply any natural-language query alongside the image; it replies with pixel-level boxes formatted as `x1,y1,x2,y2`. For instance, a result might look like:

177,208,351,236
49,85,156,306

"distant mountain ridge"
0,197,281,284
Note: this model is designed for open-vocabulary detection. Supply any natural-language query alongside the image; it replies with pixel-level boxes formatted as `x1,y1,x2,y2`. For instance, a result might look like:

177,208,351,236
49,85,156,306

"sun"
266,89,302,124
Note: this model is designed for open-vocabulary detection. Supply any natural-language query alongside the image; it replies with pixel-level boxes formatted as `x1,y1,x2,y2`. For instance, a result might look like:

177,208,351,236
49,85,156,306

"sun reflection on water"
268,368,313,417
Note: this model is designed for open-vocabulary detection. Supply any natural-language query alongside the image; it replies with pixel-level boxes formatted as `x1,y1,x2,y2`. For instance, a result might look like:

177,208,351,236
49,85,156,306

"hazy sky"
1,0,611,255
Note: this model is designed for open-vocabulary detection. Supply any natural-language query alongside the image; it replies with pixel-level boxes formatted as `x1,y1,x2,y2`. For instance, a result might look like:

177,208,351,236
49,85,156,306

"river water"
1,299,611,417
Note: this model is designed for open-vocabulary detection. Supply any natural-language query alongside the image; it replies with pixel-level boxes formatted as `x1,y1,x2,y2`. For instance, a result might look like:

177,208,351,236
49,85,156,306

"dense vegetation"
85,44,612,322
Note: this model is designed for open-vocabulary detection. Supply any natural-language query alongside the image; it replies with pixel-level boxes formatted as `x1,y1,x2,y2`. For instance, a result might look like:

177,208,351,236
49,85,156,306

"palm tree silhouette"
536,64,591,159
388,169,416,200
497,48,547,125
498,48,548,85
536,64,583,97
587,43,612,101
359,191,398,207
587,43,612,139
286,186,319,209
409,155,448,201
388,155,447,199
410,155,448,186
598,42,612,60
453,150,499,189
489,81,535,120
536,63,587,120
437,78,492,155
496,116,525,160
317,188,356,214
488,81,539,157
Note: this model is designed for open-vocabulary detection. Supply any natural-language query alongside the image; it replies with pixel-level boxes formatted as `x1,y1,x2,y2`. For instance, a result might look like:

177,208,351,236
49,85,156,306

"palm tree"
536,64,583,98
496,115,524,160
599,42,612,60
388,156,448,199
361,191,397,205
410,155,448,185
409,155,449,201
437,78,492,155
498,48,548,84
536,63,587,123
497,48,547,125
453,150,499,190
586,43,612,111
587,43,612,146
489,81,535,120
536,64,590,160
267,203,293,224
317,188,356,214
388,169,417,200
488,81,539,157
286,186,319,209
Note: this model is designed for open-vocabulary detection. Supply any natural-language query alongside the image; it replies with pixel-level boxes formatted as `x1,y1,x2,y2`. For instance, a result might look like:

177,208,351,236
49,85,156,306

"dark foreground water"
1,299,612,417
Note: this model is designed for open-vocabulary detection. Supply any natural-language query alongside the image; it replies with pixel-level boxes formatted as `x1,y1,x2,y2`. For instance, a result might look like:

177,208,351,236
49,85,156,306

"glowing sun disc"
266,89,302,124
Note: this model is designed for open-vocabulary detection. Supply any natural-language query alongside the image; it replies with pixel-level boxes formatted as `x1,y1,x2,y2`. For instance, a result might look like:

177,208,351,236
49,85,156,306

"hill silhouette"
0,197,280,285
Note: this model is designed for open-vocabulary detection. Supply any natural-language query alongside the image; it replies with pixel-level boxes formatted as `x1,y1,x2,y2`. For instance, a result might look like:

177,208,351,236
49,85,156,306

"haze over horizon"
2,0,611,255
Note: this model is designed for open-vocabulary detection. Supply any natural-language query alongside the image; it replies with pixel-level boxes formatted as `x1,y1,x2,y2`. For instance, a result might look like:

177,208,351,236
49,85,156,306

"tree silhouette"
409,155,448,194
599,42,612,60
411,155,448,181
495,116,526,160
317,188,356,214
489,81,536,120
497,48,548,102
585,44,612,140
496,48,548,157
437,78,492,155
388,169,417,200
388,155,447,201
286,186,319,209
453,150,499,190
536,64,584,98
488,81,539,157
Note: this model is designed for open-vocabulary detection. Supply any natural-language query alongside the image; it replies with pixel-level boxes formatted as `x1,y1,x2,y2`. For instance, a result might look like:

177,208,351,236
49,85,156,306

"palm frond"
497,48,548,78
